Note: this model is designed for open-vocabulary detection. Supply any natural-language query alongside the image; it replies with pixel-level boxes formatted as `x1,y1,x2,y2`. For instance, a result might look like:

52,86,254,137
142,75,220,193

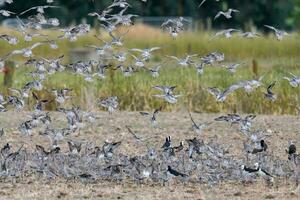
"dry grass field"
0,111,299,199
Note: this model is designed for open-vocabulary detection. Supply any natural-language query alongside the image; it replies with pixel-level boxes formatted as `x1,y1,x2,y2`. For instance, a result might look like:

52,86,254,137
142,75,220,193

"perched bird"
286,143,297,161
161,136,172,150
240,164,259,173
251,140,268,154
173,141,184,152
254,163,274,182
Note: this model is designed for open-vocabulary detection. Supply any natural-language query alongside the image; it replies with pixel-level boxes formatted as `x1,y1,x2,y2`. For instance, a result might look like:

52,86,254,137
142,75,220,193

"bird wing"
188,111,197,126
32,92,39,101
223,83,242,96
149,47,161,52
230,9,240,13
267,82,276,93
20,7,38,15
207,87,220,97
214,12,223,20
264,25,277,32
161,19,173,27
198,0,206,8
153,106,162,115
126,126,141,141
88,12,100,17
167,55,180,61
140,112,150,116
30,42,43,49
153,86,164,91
130,48,143,52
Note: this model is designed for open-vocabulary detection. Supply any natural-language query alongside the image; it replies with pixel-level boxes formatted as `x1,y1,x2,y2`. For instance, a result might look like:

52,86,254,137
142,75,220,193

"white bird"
0,10,15,17
0,34,18,45
148,65,161,78
167,54,197,67
108,0,131,9
283,73,300,88
153,93,182,104
0,42,46,63
208,83,242,102
88,9,113,22
240,31,260,38
131,47,161,60
153,85,177,95
193,63,204,75
214,9,239,20
188,112,210,135
222,63,246,74
264,25,289,41
211,29,240,40
198,0,220,8
3,0,13,4
20,5,60,15
254,163,274,182
130,54,145,68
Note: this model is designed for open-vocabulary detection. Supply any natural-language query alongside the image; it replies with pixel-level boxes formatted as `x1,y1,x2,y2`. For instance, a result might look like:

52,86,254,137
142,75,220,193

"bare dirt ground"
0,111,299,200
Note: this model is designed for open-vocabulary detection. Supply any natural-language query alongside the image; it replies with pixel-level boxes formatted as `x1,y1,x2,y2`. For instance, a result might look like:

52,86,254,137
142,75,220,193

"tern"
264,25,289,41
214,9,239,20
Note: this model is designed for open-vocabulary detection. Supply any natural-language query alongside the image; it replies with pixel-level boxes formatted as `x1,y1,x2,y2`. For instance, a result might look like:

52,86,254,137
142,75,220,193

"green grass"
0,25,300,114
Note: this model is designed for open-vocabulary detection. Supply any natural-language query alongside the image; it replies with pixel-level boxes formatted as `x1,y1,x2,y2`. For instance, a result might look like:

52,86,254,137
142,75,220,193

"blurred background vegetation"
0,0,300,30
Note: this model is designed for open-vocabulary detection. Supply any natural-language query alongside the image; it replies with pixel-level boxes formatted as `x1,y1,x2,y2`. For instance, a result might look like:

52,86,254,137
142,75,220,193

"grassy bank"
0,25,300,114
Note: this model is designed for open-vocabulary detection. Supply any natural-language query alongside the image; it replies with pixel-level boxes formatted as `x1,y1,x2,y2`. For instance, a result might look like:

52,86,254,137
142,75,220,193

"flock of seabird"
0,0,299,188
